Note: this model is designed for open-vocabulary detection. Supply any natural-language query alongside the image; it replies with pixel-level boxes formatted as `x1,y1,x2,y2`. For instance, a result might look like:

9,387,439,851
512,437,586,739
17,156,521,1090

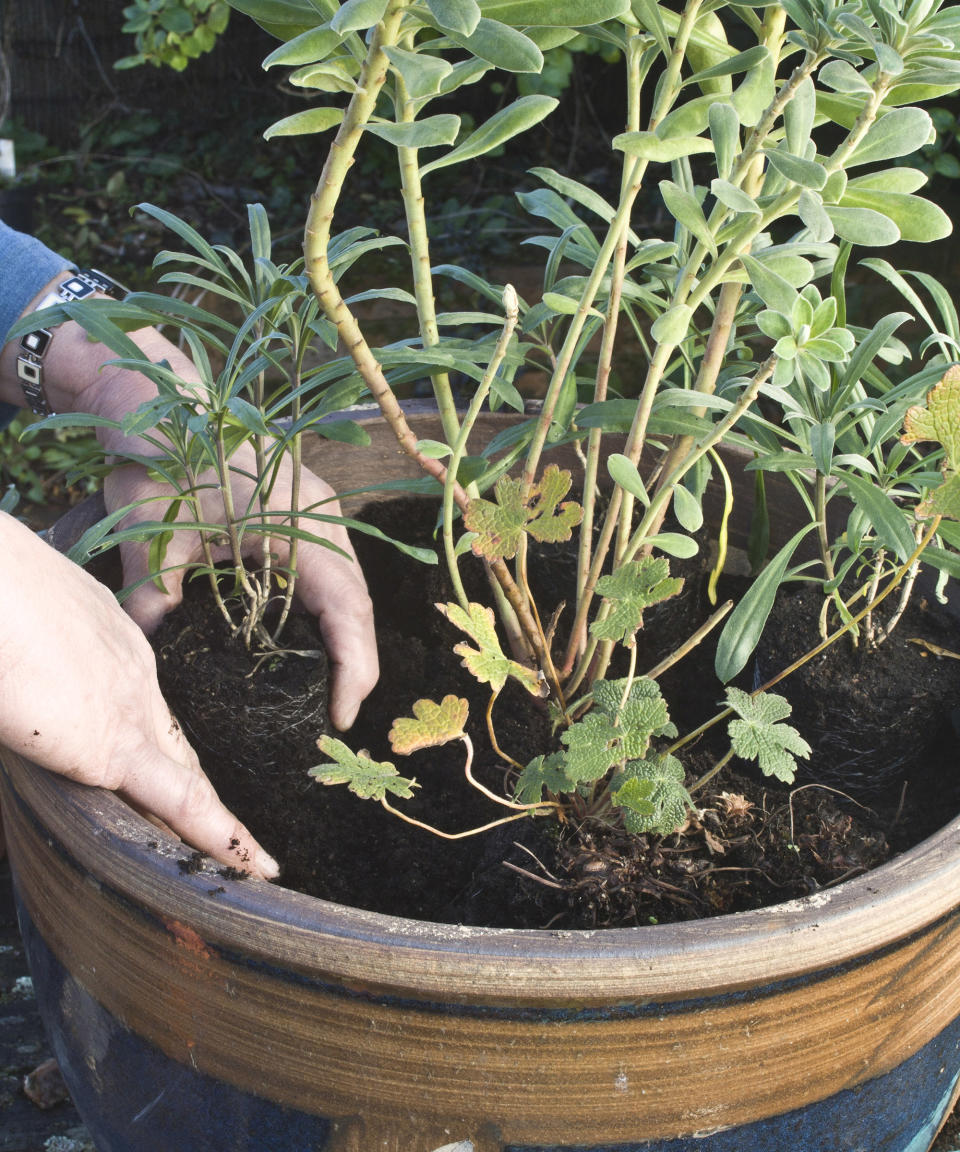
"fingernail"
256,850,280,880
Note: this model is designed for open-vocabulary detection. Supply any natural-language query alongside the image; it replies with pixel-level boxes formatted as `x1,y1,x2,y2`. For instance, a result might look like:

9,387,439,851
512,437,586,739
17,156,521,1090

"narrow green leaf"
529,166,641,245
426,0,481,35
439,17,543,73
263,106,345,138
659,180,716,255
711,178,761,216
809,421,835,476
614,132,713,162
741,254,798,313
647,531,698,558
715,524,812,682
673,483,704,532
797,189,834,242
651,302,694,345
262,25,342,67
479,0,630,22
684,43,768,86
420,95,557,175
542,290,601,317
825,205,900,247
709,101,740,181
133,202,226,272
848,107,934,167
630,0,670,54
227,0,326,39
840,472,915,561
383,46,453,98
655,94,716,139
731,47,774,127
817,59,872,94
607,453,650,505
366,114,461,148
763,147,827,190
846,167,928,195
837,189,951,244
784,75,816,156
330,0,388,34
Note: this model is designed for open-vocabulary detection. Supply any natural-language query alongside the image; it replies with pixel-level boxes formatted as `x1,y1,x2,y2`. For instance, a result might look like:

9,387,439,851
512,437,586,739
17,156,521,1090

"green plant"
9,204,424,650
117,0,231,71
30,0,960,843
0,413,101,521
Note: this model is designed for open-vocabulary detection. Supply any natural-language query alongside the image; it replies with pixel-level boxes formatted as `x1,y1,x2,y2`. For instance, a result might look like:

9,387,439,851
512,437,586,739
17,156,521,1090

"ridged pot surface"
4,413,960,1150
3,747,960,1151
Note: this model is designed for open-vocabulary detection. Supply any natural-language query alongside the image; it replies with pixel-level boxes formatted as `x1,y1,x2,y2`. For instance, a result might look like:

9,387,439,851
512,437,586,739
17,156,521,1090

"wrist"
14,270,128,417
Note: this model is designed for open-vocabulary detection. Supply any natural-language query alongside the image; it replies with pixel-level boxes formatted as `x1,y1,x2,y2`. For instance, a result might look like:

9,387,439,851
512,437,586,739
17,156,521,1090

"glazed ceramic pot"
3,413,960,1151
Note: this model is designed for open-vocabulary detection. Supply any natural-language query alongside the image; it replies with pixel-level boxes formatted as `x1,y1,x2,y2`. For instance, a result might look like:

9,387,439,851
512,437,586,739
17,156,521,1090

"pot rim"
17,410,960,1005
3,749,959,1006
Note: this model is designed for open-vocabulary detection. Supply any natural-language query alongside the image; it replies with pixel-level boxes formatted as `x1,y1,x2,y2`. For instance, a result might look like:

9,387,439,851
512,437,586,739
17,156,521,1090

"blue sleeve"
0,221,75,430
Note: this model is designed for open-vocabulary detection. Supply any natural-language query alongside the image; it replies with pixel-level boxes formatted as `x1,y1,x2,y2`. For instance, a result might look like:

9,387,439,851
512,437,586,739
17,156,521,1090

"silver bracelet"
15,269,128,417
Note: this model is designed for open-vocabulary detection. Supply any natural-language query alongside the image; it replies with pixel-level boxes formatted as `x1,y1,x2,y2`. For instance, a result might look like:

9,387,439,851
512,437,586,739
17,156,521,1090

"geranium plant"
20,0,960,842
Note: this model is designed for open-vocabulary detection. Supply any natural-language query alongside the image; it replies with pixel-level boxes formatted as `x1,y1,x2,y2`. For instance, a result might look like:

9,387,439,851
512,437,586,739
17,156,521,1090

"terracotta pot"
3,412,960,1151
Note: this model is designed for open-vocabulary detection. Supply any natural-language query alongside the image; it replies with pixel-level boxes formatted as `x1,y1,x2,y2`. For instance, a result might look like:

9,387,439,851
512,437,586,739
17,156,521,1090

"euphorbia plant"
276,0,960,836
26,0,960,840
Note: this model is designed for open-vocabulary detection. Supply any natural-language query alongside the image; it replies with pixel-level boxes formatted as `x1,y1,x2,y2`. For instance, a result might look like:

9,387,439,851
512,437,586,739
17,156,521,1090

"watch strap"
15,268,128,417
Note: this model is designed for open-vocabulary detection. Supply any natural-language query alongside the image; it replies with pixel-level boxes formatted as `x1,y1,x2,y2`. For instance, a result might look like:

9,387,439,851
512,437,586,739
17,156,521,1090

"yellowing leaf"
902,365,960,471
918,472,960,521
436,601,543,695
464,464,583,559
389,695,469,755
310,737,417,801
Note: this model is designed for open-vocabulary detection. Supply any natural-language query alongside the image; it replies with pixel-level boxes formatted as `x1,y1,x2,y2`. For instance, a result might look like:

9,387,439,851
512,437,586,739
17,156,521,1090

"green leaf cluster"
118,0,230,70
610,755,692,836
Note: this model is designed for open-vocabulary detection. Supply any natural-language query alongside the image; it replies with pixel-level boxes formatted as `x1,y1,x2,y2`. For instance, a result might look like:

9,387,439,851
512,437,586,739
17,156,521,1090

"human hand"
0,512,279,879
103,451,379,731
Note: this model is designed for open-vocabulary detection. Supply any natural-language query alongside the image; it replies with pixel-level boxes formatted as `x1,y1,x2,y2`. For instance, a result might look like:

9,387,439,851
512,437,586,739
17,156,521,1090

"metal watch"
15,268,129,417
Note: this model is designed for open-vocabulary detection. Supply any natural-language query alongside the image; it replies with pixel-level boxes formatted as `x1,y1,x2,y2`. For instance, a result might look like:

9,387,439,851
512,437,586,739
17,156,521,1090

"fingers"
326,606,380,730
118,742,279,881
119,556,185,634
291,544,378,729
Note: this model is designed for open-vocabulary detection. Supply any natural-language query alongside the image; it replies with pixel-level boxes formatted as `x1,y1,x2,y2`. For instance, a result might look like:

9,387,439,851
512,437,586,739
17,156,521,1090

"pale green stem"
608,52,883,582
274,324,307,641
574,31,645,659
395,70,461,446
643,599,733,680
442,286,520,609
381,734,556,839
303,6,460,501
569,357,777,693
215,414,267,644
524,5,706,491
617,644,639,716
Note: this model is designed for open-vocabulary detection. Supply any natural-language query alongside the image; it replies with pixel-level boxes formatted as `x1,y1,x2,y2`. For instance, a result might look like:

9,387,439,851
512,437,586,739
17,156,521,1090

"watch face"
20,328,52,357
60,276,97,300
